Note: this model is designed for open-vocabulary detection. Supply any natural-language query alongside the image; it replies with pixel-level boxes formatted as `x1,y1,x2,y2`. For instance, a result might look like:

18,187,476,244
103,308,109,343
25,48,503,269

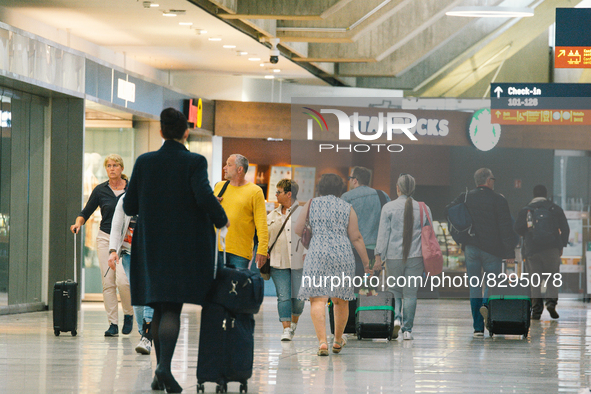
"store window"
0,96,11,305
82,127,134,298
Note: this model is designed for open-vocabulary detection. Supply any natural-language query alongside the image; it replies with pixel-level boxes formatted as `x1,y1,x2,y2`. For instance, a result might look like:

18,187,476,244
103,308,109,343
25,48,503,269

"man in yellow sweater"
213,154,269,269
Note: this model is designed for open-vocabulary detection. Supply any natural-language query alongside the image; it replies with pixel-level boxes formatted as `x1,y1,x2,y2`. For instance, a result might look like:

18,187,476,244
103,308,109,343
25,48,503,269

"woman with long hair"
375,174,431,340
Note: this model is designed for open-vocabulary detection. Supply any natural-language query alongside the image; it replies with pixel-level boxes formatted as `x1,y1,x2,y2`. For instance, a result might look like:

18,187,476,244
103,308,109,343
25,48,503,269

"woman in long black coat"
124,108,228,393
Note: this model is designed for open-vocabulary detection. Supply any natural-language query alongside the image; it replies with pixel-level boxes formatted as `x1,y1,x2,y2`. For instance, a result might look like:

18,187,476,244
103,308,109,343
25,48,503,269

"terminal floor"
2,298,591,393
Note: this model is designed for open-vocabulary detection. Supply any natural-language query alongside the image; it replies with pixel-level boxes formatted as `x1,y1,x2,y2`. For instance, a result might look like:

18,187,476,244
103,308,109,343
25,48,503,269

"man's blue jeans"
121,253,154,335
464,245,502,332
218,251,250,269
270,267,305,322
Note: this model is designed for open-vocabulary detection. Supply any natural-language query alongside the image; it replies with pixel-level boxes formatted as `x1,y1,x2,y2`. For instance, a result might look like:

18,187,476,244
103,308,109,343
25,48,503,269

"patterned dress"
298,195,355,301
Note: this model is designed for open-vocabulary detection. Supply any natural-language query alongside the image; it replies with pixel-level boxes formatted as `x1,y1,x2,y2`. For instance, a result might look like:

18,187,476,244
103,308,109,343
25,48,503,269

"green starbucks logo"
468,108,501,151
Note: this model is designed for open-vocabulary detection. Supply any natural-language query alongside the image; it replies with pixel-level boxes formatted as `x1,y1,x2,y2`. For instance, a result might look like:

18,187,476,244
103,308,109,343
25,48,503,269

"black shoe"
154,368,183,393
104,323,119,337
547,305,559,319
151,374,165,390
531,315,541,320
122,315,133,335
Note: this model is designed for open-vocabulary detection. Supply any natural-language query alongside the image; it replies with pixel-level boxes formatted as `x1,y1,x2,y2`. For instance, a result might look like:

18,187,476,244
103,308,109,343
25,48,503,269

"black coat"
123,140,227,305
446,186,516,259
514,198,569,257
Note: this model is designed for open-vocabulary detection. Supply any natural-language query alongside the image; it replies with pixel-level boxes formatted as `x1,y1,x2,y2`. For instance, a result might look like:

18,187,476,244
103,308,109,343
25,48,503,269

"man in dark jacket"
514,185,569,320
446,168,516,337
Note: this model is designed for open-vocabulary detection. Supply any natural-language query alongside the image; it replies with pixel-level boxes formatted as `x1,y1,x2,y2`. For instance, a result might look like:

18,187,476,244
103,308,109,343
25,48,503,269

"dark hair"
160,108,188,140
352,166,371,186
277,178,299,199
318,173,344,197
397,174,416,263
533,184,547,198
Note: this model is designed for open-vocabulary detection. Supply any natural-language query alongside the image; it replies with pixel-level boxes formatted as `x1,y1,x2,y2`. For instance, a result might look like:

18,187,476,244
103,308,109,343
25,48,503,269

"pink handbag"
419,202,443,276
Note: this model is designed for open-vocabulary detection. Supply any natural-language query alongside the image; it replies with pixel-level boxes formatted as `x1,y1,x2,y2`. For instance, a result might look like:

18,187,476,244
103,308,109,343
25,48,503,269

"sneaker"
402,331,413,340
281,327,294,341
479,305,489,328
105,323,119,337
547,305,559,319
473,330,484,338
122,314,133,335
290,322,298,336
393,319,401,339
135,336,152,355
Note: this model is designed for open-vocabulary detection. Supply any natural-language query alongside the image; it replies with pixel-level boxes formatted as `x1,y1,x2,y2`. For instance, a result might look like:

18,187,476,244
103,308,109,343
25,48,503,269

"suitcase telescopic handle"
73,231,77,282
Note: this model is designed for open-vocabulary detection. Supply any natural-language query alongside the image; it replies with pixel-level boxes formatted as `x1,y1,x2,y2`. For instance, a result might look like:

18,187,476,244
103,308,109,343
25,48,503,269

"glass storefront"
0,88,48,307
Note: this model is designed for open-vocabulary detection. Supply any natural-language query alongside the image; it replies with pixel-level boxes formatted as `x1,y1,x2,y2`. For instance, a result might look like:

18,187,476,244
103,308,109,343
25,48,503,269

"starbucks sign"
468,108,501,151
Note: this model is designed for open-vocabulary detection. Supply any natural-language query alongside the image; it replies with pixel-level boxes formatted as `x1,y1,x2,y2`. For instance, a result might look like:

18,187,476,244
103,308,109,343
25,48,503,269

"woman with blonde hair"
375,174,431,340
71,153,134,337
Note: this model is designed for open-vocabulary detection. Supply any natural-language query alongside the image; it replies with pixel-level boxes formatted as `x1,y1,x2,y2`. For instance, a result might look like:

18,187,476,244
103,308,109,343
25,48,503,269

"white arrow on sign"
494,86,503,98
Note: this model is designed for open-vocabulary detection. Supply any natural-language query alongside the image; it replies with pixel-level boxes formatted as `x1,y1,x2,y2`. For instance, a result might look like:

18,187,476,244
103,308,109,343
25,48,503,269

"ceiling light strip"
445,7,534,18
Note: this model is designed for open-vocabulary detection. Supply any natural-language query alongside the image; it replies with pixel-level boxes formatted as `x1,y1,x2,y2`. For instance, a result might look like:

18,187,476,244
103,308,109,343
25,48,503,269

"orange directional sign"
491,109,591,125
555,46,591,68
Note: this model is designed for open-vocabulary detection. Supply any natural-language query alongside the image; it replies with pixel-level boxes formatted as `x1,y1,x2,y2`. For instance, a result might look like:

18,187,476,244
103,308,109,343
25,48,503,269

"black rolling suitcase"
486,261,531,338
328,297,357,335
53,232,78,336
356,290,396,340
197,302,254,393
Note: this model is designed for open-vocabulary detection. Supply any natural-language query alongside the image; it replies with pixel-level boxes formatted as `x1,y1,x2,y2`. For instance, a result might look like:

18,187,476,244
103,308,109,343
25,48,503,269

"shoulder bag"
261,206,299,280
419,202,443,276
300,200,313,249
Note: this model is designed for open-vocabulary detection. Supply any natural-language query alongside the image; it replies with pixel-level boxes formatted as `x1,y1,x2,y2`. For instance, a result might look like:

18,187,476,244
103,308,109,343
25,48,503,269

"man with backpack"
514,185,569,320
445,168,516,337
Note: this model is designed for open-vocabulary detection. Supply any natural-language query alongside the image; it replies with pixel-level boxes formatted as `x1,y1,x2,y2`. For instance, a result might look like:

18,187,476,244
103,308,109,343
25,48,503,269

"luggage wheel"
54,330,60,337
357,334,362,340
240,382,248,393
197,383,205,393
216,382,228,393
71,330,77,337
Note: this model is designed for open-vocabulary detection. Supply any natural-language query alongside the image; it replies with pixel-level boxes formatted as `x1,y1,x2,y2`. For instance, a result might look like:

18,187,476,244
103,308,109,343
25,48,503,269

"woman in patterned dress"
295,173,371,356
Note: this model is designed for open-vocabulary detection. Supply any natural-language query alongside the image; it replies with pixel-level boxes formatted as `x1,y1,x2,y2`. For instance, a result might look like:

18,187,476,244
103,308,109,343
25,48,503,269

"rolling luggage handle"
73,231,77,282
214,227,228,279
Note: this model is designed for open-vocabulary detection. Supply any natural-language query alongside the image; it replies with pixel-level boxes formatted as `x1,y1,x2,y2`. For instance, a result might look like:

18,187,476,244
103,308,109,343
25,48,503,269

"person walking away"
124,108,228,393
295,174,371,356
108,193,155,354
445,168,516,337
70,154,133,337
214,154,268,270
374,174,429,340
267,179,305,341
514,185,569,320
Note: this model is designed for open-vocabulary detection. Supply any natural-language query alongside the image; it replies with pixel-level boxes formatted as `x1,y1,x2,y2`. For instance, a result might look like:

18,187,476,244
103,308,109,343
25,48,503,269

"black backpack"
527,202,556,246
446,191,475,245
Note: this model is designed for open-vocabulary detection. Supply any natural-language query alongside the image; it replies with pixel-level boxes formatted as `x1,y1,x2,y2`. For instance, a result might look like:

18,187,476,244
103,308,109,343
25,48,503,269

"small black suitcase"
197,303,254,393
486,261,531,338
356,290,396,340
53,233,78,336
328,298,357,335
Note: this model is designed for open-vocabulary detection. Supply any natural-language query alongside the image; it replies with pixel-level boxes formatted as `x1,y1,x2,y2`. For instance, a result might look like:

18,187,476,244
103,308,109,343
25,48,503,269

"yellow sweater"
213,181,269,260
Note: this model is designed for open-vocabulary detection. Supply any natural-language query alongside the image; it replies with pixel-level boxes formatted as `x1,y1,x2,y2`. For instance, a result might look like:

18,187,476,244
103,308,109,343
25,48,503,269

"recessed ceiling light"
265,75,275,79
248,57,261,61
162,11,177,17
223,45,236,49
196,29,207,35
208,37,222,41
273,69,281,73
237,51,248,56
260,63,265,67
150,3,159,7
179,22,193,26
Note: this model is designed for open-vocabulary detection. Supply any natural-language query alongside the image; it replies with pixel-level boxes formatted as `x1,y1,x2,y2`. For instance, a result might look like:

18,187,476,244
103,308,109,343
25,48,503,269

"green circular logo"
468,108,501,151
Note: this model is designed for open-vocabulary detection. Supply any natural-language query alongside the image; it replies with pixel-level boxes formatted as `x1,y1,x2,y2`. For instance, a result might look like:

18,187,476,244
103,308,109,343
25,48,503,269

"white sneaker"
135,336,152,355
281,327,294,341
290,322,298,335
393,319,401,339
403,331,413,340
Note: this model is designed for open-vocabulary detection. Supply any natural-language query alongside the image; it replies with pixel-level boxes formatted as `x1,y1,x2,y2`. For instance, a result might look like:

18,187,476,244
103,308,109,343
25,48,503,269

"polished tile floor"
2,297,591,393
